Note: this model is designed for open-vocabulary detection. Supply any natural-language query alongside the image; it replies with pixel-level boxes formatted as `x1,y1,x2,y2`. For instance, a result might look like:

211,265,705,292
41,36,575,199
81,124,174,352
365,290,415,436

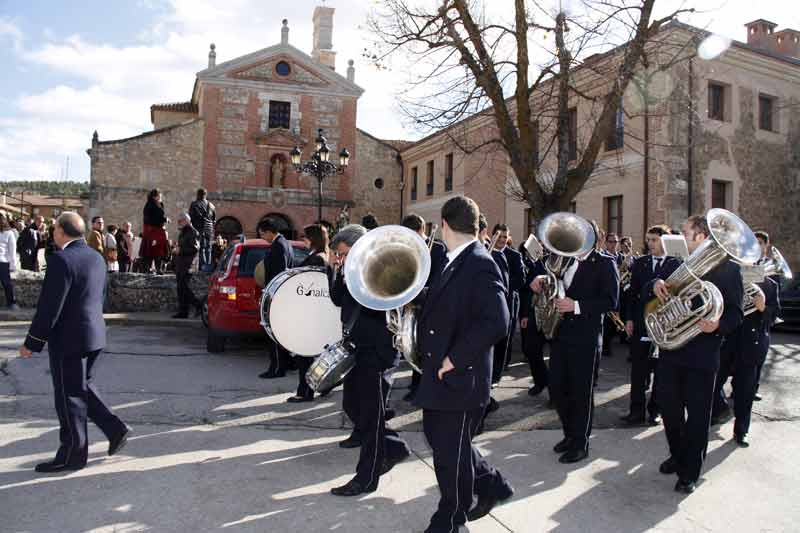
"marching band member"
327,225,410,496
620,225,681,426
752,231,778,401
519,244,549,397
258,220,294,379
490,224,524,387
414,197,513,532
601,233,624,358
531,226,619,463
651,215,743,493
401,213,447,403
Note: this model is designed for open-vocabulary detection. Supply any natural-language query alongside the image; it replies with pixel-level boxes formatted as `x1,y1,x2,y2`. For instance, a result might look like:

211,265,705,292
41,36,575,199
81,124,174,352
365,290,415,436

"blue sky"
0,0,797,184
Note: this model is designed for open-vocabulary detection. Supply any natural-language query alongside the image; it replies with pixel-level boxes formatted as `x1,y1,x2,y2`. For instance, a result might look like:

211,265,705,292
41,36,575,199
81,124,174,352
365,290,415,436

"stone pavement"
1,318,799,532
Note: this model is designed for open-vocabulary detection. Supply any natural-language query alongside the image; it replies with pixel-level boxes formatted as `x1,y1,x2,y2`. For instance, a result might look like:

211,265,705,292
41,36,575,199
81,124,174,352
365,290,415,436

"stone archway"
215,216,243,240
257,212,295,240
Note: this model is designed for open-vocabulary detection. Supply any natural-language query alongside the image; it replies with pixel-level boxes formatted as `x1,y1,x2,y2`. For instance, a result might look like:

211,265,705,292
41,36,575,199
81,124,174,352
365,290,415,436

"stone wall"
88,119,205,236
9,270,211,312
353,129,403,225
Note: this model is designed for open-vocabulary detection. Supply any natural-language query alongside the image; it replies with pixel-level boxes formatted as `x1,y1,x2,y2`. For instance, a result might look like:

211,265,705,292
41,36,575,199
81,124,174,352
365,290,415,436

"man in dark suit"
652,214,744,494
711,274,779,447
620,225,682,426
172,213,200,319
327,224,410,496
258,219,294,379
400,213,447,402
501,230,526,371
415,196,513,532
531,233,619,464
489,224,520,386
18,215,44,271
519,252,549,396
19,212,130,473
601,233,625,358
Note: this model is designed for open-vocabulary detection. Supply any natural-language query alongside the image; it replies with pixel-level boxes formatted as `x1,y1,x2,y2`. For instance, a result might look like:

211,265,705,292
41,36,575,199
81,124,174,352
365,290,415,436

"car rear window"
239,248,268,277
293,247,310,264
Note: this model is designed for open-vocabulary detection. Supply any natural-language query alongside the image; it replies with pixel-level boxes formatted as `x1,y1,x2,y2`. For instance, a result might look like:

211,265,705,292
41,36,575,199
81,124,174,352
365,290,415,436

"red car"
205,238,309,352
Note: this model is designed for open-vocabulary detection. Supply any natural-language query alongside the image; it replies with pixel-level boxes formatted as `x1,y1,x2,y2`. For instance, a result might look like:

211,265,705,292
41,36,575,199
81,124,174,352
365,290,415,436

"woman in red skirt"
141,189,169,273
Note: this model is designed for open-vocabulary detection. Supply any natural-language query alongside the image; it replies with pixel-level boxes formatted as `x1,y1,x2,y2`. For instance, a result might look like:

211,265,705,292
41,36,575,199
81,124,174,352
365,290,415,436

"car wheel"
207,329,226,353
200,296,209,328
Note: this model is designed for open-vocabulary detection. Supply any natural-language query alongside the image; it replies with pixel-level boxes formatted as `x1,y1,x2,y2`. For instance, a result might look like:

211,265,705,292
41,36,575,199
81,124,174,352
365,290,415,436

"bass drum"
260,267,343,356
306,340,356,393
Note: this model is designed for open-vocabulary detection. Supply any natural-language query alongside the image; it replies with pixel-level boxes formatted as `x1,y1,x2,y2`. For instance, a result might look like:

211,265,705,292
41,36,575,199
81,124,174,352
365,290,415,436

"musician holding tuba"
650,214,746,494
414,196,514,530
530,213,619,464
327,224,411,497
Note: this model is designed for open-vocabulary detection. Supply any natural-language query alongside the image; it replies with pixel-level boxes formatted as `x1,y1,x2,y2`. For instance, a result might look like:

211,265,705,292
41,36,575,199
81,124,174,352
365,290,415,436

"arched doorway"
215,216,243,241
257,212,295,240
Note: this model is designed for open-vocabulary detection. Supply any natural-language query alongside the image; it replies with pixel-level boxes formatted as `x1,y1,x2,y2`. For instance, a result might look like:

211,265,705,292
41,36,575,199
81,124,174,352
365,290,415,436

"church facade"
88,7,404,240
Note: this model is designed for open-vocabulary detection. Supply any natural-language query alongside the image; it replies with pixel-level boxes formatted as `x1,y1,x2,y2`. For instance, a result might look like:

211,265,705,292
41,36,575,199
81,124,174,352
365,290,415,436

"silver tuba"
741,245,793,315
644,208,761,350
534,212,597,340
343,225,431,372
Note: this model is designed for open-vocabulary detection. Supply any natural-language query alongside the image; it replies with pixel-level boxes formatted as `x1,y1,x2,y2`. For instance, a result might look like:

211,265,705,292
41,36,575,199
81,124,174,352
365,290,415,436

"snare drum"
260,267,343,356
306,340,356,392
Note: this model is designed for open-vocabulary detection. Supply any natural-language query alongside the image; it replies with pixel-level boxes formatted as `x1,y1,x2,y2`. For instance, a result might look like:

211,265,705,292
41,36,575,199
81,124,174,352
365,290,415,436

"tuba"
534,213,597,339
741,245,793,315
644,209,761,350
343,225,431,372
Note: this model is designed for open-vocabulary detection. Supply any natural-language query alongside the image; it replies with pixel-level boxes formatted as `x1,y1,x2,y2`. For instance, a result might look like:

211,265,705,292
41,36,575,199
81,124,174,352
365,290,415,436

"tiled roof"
150,101,198,122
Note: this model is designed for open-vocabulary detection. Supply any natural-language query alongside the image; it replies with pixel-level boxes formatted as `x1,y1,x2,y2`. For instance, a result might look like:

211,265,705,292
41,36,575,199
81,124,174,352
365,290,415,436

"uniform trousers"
503,295,520,369
549,337,597,451
713,339,759,437
522,325,549,389
49,349,127,466
175,267,198,315
294,356,314,398
628,338,659,418
656,360,716,483
342,362,409,488
422,407,508,533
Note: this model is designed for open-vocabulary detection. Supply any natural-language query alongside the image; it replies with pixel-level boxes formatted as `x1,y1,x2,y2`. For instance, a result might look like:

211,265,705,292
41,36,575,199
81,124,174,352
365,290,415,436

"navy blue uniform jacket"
724,276,779,365
555,250,619,345
264,234,294,287
651,258,744,372
24,239,107,358
414,241,510,411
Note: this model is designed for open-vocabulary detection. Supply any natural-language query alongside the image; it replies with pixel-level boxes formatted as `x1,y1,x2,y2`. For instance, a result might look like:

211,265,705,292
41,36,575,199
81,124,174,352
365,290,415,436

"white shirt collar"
445,239,477,267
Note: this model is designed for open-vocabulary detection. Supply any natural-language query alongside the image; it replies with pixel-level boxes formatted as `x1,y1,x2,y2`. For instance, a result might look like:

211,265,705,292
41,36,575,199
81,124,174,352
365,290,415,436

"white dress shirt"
651,254,666,273
0,229,17,270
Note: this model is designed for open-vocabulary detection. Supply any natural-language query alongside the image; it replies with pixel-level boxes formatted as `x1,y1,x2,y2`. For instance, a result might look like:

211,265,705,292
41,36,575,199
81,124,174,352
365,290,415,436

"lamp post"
290,128,350,223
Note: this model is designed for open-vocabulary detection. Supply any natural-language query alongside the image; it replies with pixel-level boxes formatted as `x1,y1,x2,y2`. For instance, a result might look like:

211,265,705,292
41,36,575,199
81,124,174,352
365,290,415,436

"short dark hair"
259,219,280,234
606,232,618,241
303,224,329,254
362,213,379,230
478,213,488,232
646,224,670,237
754,230,769,243
147,188,161,201
491,223,509,235
107,224,118,233
687,215,710,237
620,236,632,245
197,188,207,200
401,213,425,232
441,196,479,235
57,212,85,238
91,215,103,224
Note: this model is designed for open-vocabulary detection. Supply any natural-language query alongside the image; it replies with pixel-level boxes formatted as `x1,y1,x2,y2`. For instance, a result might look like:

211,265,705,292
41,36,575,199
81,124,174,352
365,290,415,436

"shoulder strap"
343,300,362,338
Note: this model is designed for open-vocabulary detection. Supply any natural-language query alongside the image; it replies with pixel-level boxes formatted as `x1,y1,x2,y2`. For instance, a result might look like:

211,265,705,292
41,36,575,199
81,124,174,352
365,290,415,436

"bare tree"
366,0,695,216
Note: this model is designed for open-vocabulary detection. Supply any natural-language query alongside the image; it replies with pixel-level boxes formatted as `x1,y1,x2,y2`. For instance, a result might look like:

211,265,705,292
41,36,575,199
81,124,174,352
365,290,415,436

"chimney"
347,59,355,83
281,19,289,45
208,43,216,68
744,19,800,58
312,6,336,70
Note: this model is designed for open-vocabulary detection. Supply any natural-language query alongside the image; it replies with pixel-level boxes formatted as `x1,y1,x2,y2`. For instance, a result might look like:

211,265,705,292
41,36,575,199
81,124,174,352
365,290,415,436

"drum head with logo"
261,267,342,356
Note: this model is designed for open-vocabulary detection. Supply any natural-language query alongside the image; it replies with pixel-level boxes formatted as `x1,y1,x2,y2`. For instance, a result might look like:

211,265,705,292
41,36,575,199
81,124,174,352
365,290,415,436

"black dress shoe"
648,413,662,426
258,369,286,379
485,397,499,414
659,456,678,475
339,433,362,449
528,384,546,397
674,479,696,494
108,426,132,456
381,449,411,475
734,433,750,448
466,481,514,521
559,448,589,464
330,479,376,496
553,437,573,454
286,394,313,403
620,413,647,426
35,460,86,474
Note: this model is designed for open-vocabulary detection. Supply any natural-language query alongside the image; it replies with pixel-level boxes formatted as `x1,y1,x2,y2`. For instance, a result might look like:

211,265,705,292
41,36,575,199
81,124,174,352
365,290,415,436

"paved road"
1,320,799,532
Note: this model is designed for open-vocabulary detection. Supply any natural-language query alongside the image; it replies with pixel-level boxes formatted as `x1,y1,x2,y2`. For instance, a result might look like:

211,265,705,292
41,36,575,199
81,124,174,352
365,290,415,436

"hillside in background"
1,180,90,197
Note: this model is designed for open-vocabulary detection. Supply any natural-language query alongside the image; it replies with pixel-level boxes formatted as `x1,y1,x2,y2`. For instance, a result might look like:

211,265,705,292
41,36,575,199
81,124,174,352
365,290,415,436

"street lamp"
290,129,350,223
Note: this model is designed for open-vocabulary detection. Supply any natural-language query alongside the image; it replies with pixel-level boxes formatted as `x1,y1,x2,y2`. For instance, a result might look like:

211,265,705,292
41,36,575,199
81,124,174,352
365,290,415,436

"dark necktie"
653,257,662,274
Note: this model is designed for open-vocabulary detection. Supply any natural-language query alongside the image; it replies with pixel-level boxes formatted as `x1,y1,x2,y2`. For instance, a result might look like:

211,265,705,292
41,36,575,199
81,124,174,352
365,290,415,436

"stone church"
88,6,405,240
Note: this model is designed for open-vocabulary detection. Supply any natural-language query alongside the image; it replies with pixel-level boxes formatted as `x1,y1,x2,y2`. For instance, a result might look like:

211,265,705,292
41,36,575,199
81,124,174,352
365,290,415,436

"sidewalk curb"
0,311,203,329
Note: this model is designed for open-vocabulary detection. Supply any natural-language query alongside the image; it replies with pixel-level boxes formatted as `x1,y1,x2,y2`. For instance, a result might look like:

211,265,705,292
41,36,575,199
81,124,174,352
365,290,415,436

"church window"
374,178,384,189
275,61,291,76
268,101,291,129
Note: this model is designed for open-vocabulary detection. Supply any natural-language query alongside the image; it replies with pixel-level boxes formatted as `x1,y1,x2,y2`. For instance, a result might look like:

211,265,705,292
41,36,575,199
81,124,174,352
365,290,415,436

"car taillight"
219,286,236,300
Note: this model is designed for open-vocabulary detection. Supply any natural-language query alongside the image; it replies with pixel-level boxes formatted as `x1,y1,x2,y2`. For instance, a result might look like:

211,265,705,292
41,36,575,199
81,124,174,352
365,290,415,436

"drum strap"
343,304,362,340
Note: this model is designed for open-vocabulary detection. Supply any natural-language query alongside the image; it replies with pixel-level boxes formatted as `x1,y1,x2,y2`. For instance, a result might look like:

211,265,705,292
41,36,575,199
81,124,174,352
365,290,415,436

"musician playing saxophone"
530,233,619,464
327,224,410,496
650,215,743,494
